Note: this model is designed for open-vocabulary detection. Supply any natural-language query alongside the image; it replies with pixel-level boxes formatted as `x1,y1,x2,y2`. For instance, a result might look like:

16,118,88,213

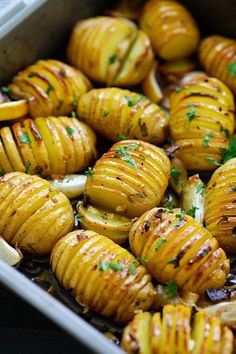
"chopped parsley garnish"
121,155,138,169
186,103,197,122
1,86,12,95
137,257,147,263
129,262,136,275
220,125,230,139
175,86,181,93
71,111,77,118
176,210,186,220
164,280,178,298
196,181,205,196
155,239,167,250
187,205,199,218
167,257,178,266
124,95,144,107
205,157,222,167
65,126,75,135
99,260,125,272
117,133,128,141
46,83,54,95
221,136,236,163
203,132,214,148
27,72,36,78
20,132,31,145
169,167,181,185
103,111,110,118
114,144,139,169
25,160,31,174
231,186,236,191
171,220,184,228
109,54,118,64
228,62,236,76
84,167,94,178
0,167,5,176
140,154,145,160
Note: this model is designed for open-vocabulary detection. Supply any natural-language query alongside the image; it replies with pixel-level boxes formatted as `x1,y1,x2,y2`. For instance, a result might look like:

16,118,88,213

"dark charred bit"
116,177,122,181
205,288,232,302
144,221,150,232
76,232,88,241
35,165,43,175
232,226,236,238
155,209,164,219
82,194,90,208
218,215,228,224
30,122,42,141
174,248,188,267
128,333,140,354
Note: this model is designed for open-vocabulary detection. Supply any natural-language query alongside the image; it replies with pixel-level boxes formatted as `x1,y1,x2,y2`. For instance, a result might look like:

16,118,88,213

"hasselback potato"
205,158,236,253
77,88,168,144
67,16,153,86
84,140,170,217
0,116,96,177
122,305,234,354
129,207,229,293
51,230,155,323
0,172,74,254
169,75,235,171
8,59,91,118
199,35,236,96
139,0,200,60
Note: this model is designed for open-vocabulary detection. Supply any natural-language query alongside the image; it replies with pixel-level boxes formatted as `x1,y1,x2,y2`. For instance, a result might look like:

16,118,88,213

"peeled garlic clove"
0,236,22,265
50,174,87,199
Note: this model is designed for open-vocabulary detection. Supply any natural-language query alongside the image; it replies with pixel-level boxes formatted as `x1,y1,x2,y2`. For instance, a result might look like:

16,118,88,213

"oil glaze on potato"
169,75,235,171
9,59,92,118
0,172,74,254
50,230,155,323
67,16,153,86
84,140,170,218
199,35,236,96
77,88,168,144
139,0,200,60
0,116,96,177
129,208,229,293
122,305,234,354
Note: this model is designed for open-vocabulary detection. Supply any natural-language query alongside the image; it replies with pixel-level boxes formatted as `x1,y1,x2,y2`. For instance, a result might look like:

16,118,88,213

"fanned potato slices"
0,116,96,177
205,158,236,253
77,88,168,144
8,59,92,118
169,75,235,171
67,16,153,86
84,140,170,217
50,230,155,323
122,305,233,354
139,0,200,60
129,208,229,293
199,35,236,95
0,172,74,254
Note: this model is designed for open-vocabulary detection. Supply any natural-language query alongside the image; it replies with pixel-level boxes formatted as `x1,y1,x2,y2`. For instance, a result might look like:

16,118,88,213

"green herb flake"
121,155,138,169
164,280,178,298
175,86,181,93
117,133,128,141
27,72,36,78
109,54,118,64
199,250,208,257
0,167,5,176
65,126,75,136
25,160,31,174
221,136,236,163
231,186,236,191
129,262,136,275
99,260,125,272
103,111,110,118
137,257,147,263
169,167,181,185
71,111,77,118
20,132,31,145
46,83,54,95
140,154,146,160
75,214,83,225
187,205,199,218
196,181,205,196
84,167,94,178
155,238,167,250
228,62,236,76
167,257,178,266
186,103,197,122
124,95,144,107
176,210,186,220
220,125,230,139
203,132,214,148
1,86,12,95
171,220,184,228
205,157,222,167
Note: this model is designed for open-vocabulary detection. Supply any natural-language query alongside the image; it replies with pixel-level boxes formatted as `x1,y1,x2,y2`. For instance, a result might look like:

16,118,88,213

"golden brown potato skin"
169,75,235,171
84,140,170,218
122,305,233,354
0,172,74,254
129,208,229,293
0,116,96,177
77,88,168,144
205,158,236,253
50,230,155,323
9,59,91,118
67,16,153,86
199,35,236,96
139,0,200,60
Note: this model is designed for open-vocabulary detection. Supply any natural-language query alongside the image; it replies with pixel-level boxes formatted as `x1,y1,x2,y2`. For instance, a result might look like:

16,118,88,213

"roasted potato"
139,0,200,60
169,75,235,171
67,16,153,86
50,230,155,323
129,207,229,293
205,157,236,253
199,35,236,96
84,140,170,217
8,59,91,118
121,305,234,354
0,172,74,254
77,88,168,144
77,201,132,244
0,116,96,177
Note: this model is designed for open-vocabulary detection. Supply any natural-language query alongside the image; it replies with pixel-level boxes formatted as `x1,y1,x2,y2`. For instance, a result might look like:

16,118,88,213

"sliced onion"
50,174,87,199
